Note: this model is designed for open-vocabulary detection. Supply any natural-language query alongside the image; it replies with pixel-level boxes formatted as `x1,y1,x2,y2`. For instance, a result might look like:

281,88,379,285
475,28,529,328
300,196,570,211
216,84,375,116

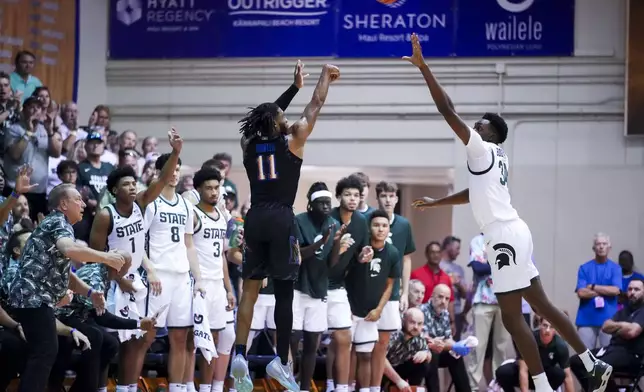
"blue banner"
109,0,221,59
337,0,454,57
454,0,574,56
216,0,338,57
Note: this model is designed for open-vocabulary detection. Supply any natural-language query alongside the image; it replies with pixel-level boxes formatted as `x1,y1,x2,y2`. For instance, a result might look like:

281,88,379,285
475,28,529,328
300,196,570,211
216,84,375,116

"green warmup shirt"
346,242,401,318
328,208,369,290
294,212,339,299
383,213,416,301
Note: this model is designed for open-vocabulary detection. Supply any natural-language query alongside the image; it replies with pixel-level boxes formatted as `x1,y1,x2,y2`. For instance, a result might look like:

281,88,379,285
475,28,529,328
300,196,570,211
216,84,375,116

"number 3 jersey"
145,194,194,274
466,127,518,229
192,205,229,281
105,203,146,274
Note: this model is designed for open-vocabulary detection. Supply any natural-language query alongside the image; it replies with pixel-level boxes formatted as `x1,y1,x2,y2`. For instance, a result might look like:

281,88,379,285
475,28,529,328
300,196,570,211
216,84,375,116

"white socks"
327,379,335,392
169,383,186,392
187,382,197,392
370,387,381,392
337,384,349,392
212,380,225,392
199,385,213,392
97,388,107,392
579,349,596,372
116,386,129,392
532,373,553,392
359,388,370,392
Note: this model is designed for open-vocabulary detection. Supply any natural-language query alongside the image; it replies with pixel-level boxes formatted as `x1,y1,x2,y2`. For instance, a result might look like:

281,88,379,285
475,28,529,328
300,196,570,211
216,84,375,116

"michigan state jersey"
345,242,401,318
105,203,146,273
193,205,229,280
294,212,339,299
466,128,519,229
145,194,194,273
386,214,416,301
328,207,369,290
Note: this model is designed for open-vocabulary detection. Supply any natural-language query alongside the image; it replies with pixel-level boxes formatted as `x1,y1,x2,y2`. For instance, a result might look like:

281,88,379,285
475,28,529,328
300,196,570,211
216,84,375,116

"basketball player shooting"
403,33,612,392
231,62,340,392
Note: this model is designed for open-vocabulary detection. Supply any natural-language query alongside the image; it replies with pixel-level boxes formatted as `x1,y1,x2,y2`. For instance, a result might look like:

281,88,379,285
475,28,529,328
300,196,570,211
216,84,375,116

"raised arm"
412,188,470,210
137,128,183,208
274,60,306,111
402,33,471,145
288,64,340,156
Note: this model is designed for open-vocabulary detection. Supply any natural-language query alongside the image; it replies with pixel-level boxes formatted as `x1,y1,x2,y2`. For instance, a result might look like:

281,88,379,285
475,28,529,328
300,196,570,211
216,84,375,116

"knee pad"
216,323,236,355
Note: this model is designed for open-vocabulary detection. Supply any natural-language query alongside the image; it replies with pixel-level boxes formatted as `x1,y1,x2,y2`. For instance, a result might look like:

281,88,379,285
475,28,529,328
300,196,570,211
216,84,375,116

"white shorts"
377,301,402,332
251,294,276,331
327,288,352,330
106,271,147,320
147,270,193,328
292,290,328,333
351,316,378,353
202,279,234,331
484,218,539,294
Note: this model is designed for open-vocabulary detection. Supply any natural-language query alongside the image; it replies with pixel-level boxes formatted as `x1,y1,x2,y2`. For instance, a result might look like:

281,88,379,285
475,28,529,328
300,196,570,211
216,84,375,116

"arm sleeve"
274,84,299,111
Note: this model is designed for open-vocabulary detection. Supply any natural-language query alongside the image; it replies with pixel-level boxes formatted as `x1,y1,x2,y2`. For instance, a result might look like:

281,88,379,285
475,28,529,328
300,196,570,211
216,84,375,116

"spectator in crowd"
1,228,32,297
224,185,239,217
59,101,88,151
56,160,79,187
76,132,115,241
178,174,194,194
10,50,42,102
0,71,22,157
619,250,643,305
47,131,64,195
440,235,468,340
421,284,471,392
32,87,62,133
467,233,512,391
575,232,622,349
140,160,156,187
4,96,61,220
352,172,375,216
213,152,238,206
495,316,574,392
411,241,454,304
141,136,158,158
570,278,644,392
383,307,431,391
69,139,87,163
407,279,425,309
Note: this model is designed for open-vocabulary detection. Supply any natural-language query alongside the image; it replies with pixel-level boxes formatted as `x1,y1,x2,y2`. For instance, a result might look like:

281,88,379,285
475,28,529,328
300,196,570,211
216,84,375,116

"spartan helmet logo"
120,306,129,318
194,314,204,325
492,243,517,270
129,293,136,302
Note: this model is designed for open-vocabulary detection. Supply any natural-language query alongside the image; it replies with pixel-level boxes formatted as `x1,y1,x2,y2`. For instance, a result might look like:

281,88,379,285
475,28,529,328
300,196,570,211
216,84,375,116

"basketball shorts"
327,288,352,330
202,279,235,331
243,206,300,281
377,301,402,332
351,316,378,353
484,218,539,294
250,294,276,331
292,290,328,333
106,271,148,321
147,270,193,328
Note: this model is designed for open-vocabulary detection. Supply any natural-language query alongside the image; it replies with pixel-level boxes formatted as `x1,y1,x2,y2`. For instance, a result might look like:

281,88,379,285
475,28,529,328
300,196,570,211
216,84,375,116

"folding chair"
614,360,644,392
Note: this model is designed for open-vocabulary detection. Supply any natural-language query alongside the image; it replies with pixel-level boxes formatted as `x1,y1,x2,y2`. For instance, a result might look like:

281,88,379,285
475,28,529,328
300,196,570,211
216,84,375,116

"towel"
193,293,217,363
113,274,146,342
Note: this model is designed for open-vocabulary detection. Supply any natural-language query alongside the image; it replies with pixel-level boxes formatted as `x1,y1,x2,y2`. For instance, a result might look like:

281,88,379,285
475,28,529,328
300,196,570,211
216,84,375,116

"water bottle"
228,217,244,249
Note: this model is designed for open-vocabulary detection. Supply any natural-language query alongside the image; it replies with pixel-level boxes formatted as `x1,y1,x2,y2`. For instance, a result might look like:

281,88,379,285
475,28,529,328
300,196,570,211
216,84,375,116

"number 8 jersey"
145,194,194,273
192,205,229,280
466,127,519,230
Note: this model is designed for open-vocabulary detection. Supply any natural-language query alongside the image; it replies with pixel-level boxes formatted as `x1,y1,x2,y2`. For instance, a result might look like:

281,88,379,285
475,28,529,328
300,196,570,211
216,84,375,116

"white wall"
76,0,643,315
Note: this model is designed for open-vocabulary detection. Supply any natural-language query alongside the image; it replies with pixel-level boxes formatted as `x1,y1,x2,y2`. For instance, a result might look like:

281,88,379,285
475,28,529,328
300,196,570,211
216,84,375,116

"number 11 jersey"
145,194,194,274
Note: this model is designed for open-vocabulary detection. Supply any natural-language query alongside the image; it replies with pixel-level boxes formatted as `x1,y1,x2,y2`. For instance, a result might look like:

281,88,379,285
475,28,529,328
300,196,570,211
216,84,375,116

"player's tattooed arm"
274,60,307,111
402,33,471,145
412,189,470,210
138,127,183,208
288,64,340,156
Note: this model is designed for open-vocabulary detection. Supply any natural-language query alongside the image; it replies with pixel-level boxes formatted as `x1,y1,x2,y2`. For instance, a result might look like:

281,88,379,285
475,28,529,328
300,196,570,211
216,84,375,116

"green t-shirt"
294,212,339,299
328,207,369,290
365,213,416,301
345,242,401,318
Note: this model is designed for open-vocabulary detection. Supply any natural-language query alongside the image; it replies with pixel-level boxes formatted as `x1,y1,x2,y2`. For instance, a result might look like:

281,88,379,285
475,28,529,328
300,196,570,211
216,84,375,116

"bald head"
402,307,425,337
404,307,424,322
431,283,451,312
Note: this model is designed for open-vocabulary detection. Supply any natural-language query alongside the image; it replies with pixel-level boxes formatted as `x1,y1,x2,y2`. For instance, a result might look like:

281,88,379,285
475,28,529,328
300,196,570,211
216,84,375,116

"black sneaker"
588,359,613,392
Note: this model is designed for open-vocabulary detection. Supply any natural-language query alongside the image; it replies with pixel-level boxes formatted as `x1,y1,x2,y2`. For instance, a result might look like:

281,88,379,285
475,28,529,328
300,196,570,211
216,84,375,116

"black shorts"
242,206,300,281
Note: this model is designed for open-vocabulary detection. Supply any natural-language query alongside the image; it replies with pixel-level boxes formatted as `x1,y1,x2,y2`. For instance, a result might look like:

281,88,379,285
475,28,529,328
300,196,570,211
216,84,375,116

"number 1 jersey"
145,194,194,274
105,202,146,274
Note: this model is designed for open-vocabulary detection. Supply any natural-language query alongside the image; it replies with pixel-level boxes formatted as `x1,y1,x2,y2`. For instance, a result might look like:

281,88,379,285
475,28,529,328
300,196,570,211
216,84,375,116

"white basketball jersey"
105,203,146,273
145,194,194,273
467,131,519,230
192,205,229,280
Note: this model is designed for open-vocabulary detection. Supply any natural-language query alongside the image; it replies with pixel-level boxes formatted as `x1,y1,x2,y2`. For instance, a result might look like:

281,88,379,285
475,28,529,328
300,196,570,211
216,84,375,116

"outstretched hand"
294,60,309,89
402,33,426,68
411,196,436,210
323,64,341,83
14,165,38,194
168,127,183,153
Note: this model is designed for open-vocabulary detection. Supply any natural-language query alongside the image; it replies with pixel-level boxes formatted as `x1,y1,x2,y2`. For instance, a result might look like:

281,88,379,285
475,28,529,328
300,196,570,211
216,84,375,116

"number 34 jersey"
192,205,229,280
145,194,194,274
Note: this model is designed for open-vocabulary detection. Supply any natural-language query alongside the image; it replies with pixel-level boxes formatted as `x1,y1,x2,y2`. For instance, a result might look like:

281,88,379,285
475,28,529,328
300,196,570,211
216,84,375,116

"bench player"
405,33,612,392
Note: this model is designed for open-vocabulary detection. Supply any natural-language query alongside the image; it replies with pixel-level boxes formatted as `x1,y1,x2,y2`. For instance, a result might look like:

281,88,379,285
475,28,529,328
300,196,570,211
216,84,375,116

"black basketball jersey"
243,135,302,208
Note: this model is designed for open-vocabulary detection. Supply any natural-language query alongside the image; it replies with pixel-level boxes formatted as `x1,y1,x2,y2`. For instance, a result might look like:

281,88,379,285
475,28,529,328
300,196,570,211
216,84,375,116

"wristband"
70,328,76,336
10,190,20,199
87,288,92,297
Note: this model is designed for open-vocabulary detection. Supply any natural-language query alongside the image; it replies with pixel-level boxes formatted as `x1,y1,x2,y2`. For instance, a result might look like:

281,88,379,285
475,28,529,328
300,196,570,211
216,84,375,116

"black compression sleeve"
275,84,300,111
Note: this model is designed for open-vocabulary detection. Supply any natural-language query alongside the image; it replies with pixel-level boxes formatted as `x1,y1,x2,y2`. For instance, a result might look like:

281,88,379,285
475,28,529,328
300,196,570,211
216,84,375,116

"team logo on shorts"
129,293,136,302
194,314,204,325
120,306,129,318
492,243,516,270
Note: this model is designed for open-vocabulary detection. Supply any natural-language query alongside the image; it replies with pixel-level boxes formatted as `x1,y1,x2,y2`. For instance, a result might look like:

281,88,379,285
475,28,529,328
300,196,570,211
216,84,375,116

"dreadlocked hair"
239,102,280,139
306,182,329,212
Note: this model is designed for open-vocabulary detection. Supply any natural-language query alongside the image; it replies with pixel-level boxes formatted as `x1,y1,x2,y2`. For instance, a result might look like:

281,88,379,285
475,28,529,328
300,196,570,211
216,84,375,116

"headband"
310,190,333,201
